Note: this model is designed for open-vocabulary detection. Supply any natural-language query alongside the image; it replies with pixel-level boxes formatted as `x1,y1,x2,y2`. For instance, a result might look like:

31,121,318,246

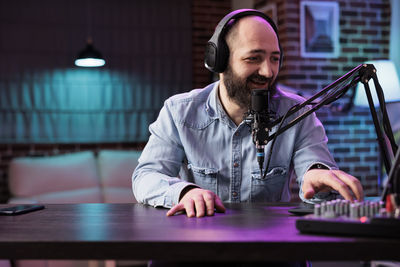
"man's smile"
248,79,269,89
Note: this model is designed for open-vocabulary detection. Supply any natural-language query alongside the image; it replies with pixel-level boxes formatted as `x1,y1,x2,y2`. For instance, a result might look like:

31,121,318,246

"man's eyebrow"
248,49,281,55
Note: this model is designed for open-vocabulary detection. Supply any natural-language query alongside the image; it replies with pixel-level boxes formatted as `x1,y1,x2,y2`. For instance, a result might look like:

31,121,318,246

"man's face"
222,16,281,109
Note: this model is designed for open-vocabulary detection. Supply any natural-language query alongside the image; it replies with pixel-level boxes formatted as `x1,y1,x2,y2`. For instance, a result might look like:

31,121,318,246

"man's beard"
223,66,276,110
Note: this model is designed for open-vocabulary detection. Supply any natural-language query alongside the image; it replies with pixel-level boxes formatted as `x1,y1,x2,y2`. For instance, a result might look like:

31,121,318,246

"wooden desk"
0,203,398,261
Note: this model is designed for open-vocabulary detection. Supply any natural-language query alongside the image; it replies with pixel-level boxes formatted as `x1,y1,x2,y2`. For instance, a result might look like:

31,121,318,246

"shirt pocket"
187,164,218,193
250,166,287,202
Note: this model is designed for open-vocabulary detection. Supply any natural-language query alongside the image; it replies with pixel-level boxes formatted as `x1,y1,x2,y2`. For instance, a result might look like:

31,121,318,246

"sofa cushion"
97,150,141,187
9,151,101,199
97,150,141,203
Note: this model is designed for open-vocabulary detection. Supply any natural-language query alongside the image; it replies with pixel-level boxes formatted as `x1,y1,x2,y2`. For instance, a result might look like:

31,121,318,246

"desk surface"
0,203,398,261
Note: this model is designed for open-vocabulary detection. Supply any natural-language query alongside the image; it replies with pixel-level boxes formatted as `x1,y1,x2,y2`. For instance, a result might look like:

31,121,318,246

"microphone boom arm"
264,64,398,201
267,64,363,138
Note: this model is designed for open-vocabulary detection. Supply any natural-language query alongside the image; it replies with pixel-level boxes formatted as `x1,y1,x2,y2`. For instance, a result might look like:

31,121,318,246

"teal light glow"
75,58,106,67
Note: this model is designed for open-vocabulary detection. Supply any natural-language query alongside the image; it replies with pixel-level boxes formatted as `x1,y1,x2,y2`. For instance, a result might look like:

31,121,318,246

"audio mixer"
296,199,400,238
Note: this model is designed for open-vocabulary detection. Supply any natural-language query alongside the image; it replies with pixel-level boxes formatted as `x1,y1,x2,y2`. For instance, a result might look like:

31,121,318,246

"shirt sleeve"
291,108,339,204
132,99,198,208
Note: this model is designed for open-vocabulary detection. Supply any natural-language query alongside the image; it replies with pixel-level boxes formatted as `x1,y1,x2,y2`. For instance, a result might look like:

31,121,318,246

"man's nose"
259,60,273,78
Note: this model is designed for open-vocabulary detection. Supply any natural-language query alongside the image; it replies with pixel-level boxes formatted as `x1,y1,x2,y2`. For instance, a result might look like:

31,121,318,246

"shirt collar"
205,81,219,119
205,81,237,128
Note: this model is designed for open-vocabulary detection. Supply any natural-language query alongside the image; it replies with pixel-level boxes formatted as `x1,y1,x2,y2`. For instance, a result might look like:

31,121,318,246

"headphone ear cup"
205,42,218,72
204,39,229,73
215,38,229,73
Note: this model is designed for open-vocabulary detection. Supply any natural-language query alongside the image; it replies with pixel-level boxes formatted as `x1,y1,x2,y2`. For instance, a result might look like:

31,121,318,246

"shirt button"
233,162,239,167
234,132,239,136
232,191,238,197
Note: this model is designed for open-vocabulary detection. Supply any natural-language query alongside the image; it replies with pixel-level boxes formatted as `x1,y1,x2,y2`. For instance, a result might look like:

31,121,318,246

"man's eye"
271,57,280,62
246,57,260,61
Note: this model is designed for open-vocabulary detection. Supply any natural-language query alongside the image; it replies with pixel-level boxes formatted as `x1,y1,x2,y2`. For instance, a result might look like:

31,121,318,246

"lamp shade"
74,42,105,67
354,60,400,107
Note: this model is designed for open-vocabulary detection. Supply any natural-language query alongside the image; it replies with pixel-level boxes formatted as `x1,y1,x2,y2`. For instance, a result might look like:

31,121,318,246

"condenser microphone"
251,88,269,113
249,89,270,177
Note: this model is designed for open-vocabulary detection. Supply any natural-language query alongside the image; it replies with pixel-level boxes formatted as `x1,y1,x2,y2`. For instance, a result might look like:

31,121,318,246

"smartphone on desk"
0,205,45,215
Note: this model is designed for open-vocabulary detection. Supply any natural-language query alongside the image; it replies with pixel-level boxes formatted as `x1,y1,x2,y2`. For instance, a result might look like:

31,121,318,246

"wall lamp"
74,37,105,67
74,0,105,68
354,60,400,107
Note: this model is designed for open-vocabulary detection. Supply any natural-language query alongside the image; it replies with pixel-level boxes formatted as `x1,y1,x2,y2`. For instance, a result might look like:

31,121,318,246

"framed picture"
300,1,339,58
258,3,277,25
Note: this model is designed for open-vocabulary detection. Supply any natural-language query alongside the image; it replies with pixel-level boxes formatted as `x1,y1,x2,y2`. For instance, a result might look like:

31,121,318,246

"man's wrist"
179,185,199,201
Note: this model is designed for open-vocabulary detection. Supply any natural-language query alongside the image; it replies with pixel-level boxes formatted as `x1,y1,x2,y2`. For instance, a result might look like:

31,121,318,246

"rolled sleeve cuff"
163,181,199,208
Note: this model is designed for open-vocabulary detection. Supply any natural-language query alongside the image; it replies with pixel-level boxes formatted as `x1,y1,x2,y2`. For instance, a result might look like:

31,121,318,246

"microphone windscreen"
251,89,268,112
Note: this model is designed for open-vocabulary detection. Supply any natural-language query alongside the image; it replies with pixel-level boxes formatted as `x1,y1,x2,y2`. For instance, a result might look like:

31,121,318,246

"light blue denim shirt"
132,81,338,208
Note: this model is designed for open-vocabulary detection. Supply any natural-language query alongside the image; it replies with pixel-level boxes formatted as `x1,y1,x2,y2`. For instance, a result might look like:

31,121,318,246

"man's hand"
302,169,364,201
166,188,226,217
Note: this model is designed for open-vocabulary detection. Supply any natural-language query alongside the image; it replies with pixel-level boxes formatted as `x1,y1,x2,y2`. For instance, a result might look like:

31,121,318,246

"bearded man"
132,9,363,218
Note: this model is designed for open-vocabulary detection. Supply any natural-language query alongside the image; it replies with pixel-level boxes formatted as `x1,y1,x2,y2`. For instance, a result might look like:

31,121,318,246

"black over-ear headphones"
204,9,283,73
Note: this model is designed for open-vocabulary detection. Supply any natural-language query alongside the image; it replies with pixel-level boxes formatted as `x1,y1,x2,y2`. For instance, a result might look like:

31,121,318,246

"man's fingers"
319,174,354,201
303,170,351,201
184,199,196,217
203,191,215,216
302,174,318,199
167,188,226,218
193,195,206,217
166,203,184,216
334,171,364,201
303,186,315,199
303,169,365,202
214,195,226,213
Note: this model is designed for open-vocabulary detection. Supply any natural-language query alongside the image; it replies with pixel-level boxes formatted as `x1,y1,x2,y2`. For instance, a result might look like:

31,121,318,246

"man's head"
205,9,282,109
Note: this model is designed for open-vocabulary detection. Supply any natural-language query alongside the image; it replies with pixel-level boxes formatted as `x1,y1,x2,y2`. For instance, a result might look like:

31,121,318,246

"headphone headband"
204,9,282,73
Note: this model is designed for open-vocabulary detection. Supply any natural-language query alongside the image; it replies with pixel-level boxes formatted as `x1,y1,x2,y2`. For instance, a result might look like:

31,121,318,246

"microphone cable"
263,103,300,179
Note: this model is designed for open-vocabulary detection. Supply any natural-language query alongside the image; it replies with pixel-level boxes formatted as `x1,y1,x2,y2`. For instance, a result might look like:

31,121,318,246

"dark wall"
0,0,196,202
0,0,192,144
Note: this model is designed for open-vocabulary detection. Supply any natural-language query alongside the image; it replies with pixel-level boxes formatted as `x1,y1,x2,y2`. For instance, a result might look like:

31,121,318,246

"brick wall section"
253,0,391,197
316,108,379,195
192,0,231,88
272,0,391,93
